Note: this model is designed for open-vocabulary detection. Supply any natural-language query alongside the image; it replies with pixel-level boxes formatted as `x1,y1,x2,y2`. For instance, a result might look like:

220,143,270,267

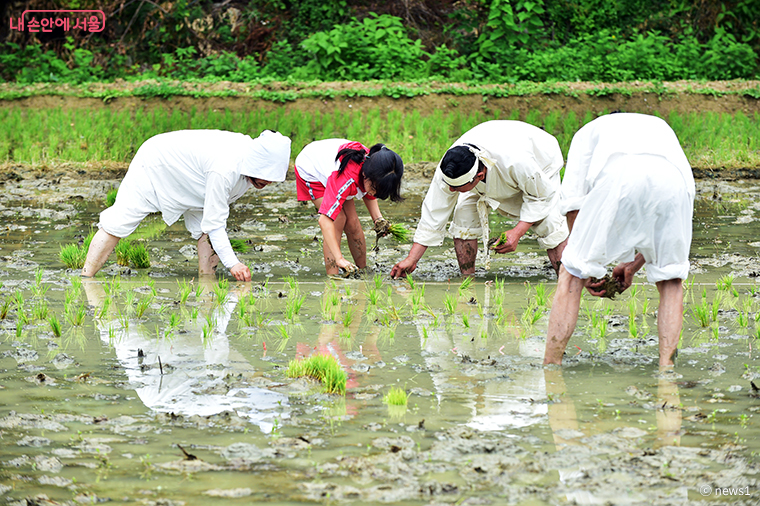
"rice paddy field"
0,94,759,505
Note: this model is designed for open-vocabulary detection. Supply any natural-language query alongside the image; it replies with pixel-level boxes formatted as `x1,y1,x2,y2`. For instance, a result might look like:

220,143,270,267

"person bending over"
82,129,291,281
391,120,569,278
316,142,403,274
544,113,695,367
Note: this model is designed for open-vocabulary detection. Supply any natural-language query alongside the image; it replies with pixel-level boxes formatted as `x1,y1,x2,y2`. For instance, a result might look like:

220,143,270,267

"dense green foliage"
1,106,758,169
1,0,758,83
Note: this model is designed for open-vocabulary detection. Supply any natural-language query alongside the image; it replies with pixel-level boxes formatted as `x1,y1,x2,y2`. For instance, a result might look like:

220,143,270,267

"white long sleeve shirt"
130,129,290,268
560,113,695,214
414,121,564,246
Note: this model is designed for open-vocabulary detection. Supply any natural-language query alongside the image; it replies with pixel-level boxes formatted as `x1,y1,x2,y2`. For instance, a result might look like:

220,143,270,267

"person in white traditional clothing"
544,113,695,367
390,120,569,278
81,129,291,281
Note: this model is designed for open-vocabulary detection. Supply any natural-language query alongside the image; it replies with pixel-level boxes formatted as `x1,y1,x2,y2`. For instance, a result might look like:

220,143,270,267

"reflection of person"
313,141,404,274
391,121,569,278
84,278,288,432
544,113,695,367
296,139,396,275
82,129,291,281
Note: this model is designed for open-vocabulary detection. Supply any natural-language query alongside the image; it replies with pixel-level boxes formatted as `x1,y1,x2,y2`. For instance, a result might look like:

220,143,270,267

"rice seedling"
14,290,25,313
230,238,250,253
283,276,298,291
59,243,87,269
459,276,474,297
190,307,199,320
387,223,412,243
286,354,347,395
194,282,205,300
628,315,640,338
0,298,11,319
105,187,118,207
461,313,470,328
737,310,749,328
167,313,181,333
15,313,26,338
443,293,457,314
374,274,384,290
34,267,43,286
711,292,723,322
711,323,720,341
285,292,306,321
69,275,83,295
32,300,49,321
716,274,734,292
213,278,230,305
343,307,355,327
135,295,153,318
367,287,380,306
176,280,192,305
129,243,151,269
117,310,130,331
104,277,122,296
691,293,710,327
48,314,62,338
114,239,133,266
521,302,544,326
237,295,250,318
66,303,86,326
95,296,111,319
590,312,608,339
383,386,408,406
406,274,416,291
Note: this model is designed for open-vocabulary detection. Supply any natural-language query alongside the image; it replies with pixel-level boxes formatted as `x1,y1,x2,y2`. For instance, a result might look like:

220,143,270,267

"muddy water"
0,177,758,505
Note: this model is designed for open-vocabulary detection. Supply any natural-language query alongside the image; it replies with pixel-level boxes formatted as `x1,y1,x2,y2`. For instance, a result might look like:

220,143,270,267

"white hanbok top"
560,113,695,281
294,138,348,184
115,129,290,268
560,113,694,214
414,120,565,247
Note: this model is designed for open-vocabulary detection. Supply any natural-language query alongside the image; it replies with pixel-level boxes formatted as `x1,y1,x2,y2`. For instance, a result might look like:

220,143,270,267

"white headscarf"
241,130,292,182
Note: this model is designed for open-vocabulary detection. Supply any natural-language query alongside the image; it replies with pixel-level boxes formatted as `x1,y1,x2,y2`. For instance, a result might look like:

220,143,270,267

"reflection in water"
544,368,686,504
84,279,288,433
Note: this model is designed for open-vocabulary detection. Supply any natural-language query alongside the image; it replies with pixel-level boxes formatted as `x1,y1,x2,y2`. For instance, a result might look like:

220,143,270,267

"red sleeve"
318,142,368,219
319,170,358,220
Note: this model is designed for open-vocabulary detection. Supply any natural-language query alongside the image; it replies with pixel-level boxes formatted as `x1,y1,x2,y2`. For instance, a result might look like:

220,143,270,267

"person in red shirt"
318,142,403,274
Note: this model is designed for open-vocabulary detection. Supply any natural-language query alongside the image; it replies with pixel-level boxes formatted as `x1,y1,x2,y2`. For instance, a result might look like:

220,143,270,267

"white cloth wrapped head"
241,130,292,182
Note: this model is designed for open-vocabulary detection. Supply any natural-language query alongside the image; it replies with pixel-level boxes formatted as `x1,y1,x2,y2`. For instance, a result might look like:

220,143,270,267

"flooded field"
0,175,759,505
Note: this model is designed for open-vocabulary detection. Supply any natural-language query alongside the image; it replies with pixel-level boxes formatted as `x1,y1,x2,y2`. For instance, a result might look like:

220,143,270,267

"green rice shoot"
286,354,347,395
388,223,412,243
383,386,408,406
105,187,118,207
230,238,250,253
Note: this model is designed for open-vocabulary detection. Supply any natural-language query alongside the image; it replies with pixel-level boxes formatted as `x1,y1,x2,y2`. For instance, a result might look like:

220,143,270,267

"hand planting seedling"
588,274,625,299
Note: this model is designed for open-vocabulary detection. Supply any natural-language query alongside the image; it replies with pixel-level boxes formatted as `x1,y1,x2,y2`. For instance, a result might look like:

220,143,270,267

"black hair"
336,143,404,202
440,144,484,182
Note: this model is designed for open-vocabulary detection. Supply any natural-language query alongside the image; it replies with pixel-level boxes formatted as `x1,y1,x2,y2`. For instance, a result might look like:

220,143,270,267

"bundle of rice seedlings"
286,353,347,395
387,223,412,243
59,244,87,269
229,238,250,253
115,239,151,269
128,243,151,269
